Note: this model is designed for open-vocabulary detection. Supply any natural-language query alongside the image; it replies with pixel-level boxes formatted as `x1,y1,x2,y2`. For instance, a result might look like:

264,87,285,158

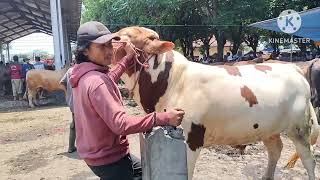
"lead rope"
112,41,153,99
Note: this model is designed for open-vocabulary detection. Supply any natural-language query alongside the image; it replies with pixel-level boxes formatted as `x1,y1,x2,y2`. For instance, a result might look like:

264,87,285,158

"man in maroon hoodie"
70,21,185,180
10,55,23,101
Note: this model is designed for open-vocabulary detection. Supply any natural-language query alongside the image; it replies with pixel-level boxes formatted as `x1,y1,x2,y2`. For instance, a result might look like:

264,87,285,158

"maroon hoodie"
70,58,170,166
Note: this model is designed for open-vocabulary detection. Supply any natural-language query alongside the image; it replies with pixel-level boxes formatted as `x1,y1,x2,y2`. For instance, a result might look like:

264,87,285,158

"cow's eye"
149,37,156,41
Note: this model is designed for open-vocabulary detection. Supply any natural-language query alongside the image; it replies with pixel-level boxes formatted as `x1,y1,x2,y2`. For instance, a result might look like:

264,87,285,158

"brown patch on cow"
254,65,272,73
125,55,144,77
217,65,241,76
138,51,173,113
233,60,258,66
268,134,280,141
240,85,258,107
187,123,206,151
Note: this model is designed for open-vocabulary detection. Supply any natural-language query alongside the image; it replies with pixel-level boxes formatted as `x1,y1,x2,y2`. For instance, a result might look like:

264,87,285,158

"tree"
82,0,320,61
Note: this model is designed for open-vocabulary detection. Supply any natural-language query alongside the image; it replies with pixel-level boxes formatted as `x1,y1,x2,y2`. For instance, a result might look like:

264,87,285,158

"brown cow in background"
25,68,67,108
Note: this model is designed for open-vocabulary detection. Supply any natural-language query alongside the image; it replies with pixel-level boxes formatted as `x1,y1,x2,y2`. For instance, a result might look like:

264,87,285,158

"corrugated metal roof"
0,0,81,43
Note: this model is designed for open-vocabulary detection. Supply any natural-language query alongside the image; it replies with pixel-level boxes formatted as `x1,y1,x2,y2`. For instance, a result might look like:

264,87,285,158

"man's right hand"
123,41,136,59
167,108,185,127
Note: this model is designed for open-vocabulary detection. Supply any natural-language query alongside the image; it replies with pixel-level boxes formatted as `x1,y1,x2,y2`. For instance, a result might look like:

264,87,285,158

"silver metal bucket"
140,126,188,180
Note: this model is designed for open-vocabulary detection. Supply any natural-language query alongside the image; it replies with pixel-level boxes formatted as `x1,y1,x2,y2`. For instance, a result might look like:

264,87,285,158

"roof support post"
65,34,72,67
0,42,3,62
57,0,66,68
50,0,66,70
64,21,72,67
6,42,10,63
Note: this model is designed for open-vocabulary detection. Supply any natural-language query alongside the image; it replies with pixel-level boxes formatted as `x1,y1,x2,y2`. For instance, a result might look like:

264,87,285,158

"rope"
112,41,154,98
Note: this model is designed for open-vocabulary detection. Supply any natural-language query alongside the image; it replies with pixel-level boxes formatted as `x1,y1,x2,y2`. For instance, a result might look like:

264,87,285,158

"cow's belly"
201,111,290,146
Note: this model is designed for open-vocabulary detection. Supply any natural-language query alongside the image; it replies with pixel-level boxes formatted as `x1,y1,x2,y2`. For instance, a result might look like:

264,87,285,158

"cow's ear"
144,40,175,54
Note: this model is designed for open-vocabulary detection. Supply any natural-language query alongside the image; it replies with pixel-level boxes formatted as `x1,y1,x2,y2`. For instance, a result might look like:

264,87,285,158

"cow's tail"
285,101,319,168
24,71,30,101
307,101,319,147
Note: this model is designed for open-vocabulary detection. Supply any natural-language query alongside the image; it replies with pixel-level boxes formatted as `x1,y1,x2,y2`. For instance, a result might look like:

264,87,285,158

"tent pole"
290,35,293,62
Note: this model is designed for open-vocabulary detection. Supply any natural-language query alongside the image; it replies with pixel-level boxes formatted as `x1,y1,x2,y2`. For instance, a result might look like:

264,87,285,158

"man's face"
84,42,113,66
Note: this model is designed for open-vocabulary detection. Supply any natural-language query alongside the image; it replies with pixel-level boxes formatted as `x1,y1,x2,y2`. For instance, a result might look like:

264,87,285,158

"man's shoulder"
83,71,112,90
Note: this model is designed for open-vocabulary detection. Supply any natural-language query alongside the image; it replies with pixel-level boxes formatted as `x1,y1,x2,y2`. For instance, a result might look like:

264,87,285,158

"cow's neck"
122,51,180,113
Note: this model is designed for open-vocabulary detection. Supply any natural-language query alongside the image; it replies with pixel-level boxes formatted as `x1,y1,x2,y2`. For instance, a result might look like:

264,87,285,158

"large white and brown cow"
26,68,67,108
221,59,320,166
114,27,319,180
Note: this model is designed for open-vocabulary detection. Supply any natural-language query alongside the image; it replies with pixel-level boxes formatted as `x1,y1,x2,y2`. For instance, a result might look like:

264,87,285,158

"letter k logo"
286,16,294,27
277,9,301,34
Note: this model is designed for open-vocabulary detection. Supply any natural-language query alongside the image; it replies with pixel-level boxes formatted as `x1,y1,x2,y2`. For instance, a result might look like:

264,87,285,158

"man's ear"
83,49,89,56
144,40,175,54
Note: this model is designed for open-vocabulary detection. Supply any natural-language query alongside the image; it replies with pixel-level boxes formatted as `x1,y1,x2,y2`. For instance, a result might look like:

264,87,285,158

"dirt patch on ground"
0,124,66,144
0,98,319,180
6,147,50,175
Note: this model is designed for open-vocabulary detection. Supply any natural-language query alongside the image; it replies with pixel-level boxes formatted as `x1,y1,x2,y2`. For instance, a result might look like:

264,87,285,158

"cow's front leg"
28,89,36,108
184,121,206,179
186,147,201,179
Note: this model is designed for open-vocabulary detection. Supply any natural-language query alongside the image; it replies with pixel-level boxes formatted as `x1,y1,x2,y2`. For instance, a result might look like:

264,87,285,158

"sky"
1,33,54,59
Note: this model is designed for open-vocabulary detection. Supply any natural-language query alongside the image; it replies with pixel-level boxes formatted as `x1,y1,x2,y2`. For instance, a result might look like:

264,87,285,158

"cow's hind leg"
262,134,283,180
288,129,316,180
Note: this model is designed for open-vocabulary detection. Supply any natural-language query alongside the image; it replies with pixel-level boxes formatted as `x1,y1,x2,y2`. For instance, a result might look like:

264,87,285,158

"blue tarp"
249,7,320,41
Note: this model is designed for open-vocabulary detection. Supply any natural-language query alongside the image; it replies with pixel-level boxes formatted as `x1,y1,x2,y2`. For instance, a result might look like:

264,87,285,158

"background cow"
114,27,319,180
26,68,67,108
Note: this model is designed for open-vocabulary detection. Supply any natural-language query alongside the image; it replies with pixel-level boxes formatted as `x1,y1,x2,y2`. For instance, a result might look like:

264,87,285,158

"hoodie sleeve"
108,55,134,82
89,80,170,136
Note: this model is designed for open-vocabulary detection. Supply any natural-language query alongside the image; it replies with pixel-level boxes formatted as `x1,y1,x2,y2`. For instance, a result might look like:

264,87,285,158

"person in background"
9,55,23,101
306,52,313,61
60,66,76,153
0,61,9,96
227,52,233,62
33,56,45,70
33,56,46,98
71,21,185,180
4,62,12,95
22,58,34,96
252,51,264,63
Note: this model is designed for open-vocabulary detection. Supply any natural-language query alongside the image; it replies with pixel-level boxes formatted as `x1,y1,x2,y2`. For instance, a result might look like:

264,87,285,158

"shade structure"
250,7,320,41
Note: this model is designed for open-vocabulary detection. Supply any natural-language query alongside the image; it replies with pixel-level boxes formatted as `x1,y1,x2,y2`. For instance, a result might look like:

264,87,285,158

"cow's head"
112,27,175,65
111,27,176,114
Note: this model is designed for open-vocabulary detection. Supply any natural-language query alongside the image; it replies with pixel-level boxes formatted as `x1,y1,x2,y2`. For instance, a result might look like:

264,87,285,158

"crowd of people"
0,55,46,100
192,50,320,64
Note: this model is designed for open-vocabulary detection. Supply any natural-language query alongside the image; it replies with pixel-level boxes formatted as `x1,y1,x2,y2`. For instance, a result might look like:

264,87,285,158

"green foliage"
82,0,320,59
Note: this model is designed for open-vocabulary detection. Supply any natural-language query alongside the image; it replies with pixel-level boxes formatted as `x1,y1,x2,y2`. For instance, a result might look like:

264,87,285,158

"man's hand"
167,108,185,127
123,41,136,59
